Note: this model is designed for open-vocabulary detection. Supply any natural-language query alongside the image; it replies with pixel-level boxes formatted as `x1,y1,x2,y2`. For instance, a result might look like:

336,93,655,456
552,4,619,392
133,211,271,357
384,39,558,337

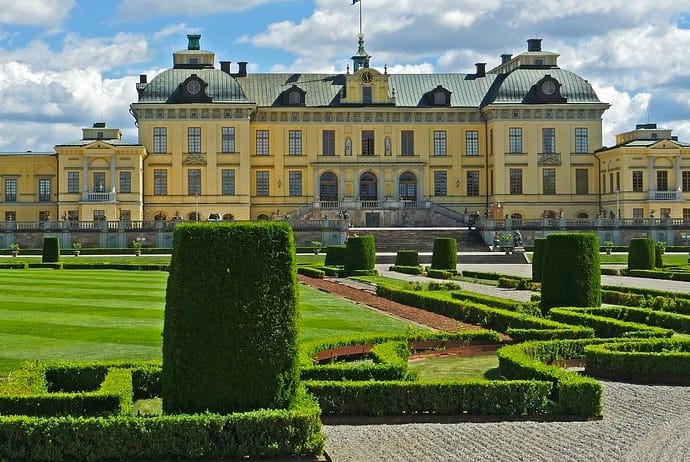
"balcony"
82,191,116,202
649,190,681,201
538,152,561,166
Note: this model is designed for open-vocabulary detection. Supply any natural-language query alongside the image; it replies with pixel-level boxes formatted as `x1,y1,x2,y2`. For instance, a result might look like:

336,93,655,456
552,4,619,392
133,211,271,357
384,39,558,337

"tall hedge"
395,250,419,267
627,238,655,270
430,237,457,270
344,235,376,271
531,237,547,282
654,245,663,269
324,245,347,266
162,222,299,414
540,233,601,315
42,237,60,263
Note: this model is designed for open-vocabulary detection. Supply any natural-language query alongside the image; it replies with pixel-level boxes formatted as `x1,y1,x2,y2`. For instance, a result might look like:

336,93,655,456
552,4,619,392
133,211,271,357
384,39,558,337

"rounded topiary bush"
344,235,376,272
395,250,419,267
324,245,347,266
42,237,60,263
540,233,601,315
431,238,457,270
628,238,655,270
531,237,547,283
162,221,299,414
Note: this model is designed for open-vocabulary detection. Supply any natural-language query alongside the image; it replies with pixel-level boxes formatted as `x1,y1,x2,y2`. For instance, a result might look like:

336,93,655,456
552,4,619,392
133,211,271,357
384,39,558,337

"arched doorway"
399,172,417,200
359,172,377,201
319,172,338,201
188,212,200,221
256,214,270,221
223,213,235,221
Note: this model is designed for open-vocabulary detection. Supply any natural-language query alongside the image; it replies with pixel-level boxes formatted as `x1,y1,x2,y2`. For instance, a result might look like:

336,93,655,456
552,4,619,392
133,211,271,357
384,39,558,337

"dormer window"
426,85,452,106
281,85,306,106
526,75,566,104
288,91,301,105
173,75,212,103
434,92,447,105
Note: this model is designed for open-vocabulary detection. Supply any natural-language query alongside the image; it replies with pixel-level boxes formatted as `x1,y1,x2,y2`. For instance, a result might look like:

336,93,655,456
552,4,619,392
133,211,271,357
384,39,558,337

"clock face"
541,80,556,95
361,71,373,84
186,80,201,95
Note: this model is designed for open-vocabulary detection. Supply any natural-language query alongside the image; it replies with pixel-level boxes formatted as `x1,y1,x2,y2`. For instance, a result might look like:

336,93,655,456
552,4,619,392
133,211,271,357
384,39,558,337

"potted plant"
9,243,19,257
499,234,514,254
72,241,82,256
131,239,143,256
603,241,614,255
656,241,666,255
310,240,322,255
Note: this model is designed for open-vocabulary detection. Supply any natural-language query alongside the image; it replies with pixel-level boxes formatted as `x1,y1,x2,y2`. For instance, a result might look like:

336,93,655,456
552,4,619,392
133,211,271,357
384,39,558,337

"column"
83,155,89,193
648,156,655,200
675,155,682,198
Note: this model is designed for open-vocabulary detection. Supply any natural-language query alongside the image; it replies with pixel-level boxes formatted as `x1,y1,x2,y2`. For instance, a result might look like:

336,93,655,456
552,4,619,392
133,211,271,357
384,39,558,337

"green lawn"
0,269,418,375
408,354,499,381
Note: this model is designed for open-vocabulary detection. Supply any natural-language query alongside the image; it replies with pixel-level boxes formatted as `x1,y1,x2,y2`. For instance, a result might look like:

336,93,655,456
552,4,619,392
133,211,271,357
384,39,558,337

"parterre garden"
0,229,689,460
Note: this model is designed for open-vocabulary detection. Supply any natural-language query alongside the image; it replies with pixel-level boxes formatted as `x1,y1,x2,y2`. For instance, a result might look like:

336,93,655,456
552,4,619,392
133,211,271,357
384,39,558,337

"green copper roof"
388,74,498,107
139,69,249,103
236,74,345,107
485,69,601,104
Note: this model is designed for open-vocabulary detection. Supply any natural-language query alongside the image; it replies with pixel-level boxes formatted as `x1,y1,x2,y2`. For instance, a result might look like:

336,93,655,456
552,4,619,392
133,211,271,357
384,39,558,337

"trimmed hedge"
506,327,595,342
540,233,601,314
324,245,347,266
497,339,606,416
426,268,455,279
556,306,690,334
297,266,325,278
532,237,547,282
395,250,420,267
430,237,457,270
389,265,424,275
585,339,690,383
548,307,674,338
628,238,655,270
163,222,299,414
344,235,376,272
42,237,60,263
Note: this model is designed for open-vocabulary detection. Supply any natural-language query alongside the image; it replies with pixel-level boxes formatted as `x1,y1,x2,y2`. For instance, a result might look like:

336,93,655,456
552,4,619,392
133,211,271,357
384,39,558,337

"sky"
0,0,689,152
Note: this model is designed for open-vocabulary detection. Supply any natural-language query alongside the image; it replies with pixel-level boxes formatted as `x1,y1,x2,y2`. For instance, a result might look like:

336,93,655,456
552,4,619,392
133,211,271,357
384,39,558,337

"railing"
82,191,116,202
649,190,681,200
485,216,690,231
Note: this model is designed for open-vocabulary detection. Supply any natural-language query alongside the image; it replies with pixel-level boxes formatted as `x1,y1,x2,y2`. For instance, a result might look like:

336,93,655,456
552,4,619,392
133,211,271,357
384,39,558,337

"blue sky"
0,0,689,151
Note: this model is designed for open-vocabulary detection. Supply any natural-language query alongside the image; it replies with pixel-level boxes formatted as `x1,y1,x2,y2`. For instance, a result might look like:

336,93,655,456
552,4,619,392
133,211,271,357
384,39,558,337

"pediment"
649,139,682,150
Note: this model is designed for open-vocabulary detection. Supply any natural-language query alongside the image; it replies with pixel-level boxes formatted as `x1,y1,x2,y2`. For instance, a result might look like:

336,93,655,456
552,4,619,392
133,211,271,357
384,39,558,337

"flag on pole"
352,0,360,4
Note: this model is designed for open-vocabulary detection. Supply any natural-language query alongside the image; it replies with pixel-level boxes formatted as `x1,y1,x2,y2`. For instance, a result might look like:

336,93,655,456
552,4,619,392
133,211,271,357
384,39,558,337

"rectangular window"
38,178,52,202
401,130,414,156
683,171,690,192
93,210,105,221
362,86,372,104
153,169,167,195
633,208,644,220
616,171,620,191
465,130,479,156
576,169,589,195
433,131,447,156
187,169,201,195
93,172,106,192
256,171,269,196
221,169,235,195
288,130,302,156
362,130,375,156
542,168,556,195
542,128,556,154
609,172,614,193
684,208,690,223
433,171,447,196
256,130,269,155
657,171,668,191
289,171,302,197
322,130,335,156
575,127,588,153
153,127,167,153
119,171,131,193
509,169,523,195
509,127,522,153
632,170,643,192
66,172,79,194
466,171,480,196
221,127,235,153
188,127,201,153
4,178,17,202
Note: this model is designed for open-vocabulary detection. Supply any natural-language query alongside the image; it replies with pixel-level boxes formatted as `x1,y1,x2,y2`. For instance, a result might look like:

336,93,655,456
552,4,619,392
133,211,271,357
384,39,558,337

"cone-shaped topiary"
532,237,547,282
540,233,601,315
395,250,420,267
431,237,457,270
162,221,299,414
654,245,664,269
344,235,376,271
42,237,60,263
628,238,655,270
324,245,347,266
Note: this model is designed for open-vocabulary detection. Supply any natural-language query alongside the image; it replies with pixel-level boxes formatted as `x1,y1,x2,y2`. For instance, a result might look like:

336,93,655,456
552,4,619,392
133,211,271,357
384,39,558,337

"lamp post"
195,193,199,222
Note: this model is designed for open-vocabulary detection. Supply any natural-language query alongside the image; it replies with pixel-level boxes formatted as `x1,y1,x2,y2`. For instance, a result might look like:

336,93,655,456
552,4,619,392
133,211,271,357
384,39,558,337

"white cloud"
117,0,284,19
0,0,75,28
153,23,199,41
594,84,651,146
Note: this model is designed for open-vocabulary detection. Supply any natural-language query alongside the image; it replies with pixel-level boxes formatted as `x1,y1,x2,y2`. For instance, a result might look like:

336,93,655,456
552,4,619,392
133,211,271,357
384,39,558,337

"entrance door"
359,172,377,200
365,212,380,227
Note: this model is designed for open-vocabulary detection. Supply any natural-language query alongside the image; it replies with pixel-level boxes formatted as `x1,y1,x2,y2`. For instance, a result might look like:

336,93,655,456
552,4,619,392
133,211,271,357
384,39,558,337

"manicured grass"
408,354,499,381
0,269,419,375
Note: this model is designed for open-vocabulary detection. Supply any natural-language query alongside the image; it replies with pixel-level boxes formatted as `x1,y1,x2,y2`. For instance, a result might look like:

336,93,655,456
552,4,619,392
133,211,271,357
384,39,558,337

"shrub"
531,237,547,282
540,233,601,315
426,269,454,279
628,238,655,270
430,238,457,270
654,245,663,268
395,250,419,267
548,307,673,338
42,237,60,263
389,265,424,275
163,222,299,414
324,245,347,266
344,235,376,272
297,266,325,278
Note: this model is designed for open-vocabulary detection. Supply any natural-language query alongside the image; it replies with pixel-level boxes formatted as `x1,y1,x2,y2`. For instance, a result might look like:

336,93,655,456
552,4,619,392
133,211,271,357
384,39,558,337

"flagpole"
359,0,362,36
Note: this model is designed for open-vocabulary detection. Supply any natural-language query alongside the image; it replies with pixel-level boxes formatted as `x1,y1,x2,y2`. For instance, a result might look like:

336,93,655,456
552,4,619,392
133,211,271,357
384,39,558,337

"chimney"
501,53,512,64
220,61,232,74
527,39,542,52
139,74,147,84
237,61,248,77
475,63,486,77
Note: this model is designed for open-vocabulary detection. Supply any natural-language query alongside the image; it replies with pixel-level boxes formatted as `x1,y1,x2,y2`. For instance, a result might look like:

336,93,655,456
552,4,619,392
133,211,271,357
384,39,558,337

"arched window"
154,212,167,221
398,172,417,200
359,172,378,200
576,212,589,219
510,212,523,227
188,212,200,221
256,214,270,221
222,213,235,221
319,172,338,201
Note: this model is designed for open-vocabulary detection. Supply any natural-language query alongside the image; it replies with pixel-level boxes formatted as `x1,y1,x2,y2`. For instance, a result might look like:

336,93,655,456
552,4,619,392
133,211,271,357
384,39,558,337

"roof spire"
352,33,371,71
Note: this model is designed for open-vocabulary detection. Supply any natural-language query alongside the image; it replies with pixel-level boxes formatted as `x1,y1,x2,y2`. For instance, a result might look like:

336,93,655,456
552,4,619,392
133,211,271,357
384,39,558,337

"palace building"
2,34,690,229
